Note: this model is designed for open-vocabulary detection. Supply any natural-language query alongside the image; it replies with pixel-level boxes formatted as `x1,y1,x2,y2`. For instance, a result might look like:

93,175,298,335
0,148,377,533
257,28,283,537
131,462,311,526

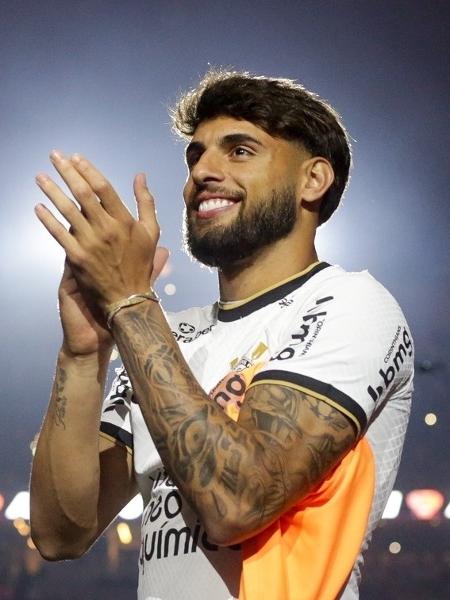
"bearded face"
183,185,298,269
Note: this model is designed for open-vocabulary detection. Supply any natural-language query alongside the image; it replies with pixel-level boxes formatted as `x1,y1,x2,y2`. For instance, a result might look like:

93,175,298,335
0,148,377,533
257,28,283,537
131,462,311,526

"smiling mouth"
198,198,237,212
194,197,241,219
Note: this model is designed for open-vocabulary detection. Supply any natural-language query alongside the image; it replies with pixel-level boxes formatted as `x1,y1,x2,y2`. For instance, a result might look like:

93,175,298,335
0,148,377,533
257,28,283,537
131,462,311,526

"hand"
58,247,169,357
35,152,160,314
58,260,113,357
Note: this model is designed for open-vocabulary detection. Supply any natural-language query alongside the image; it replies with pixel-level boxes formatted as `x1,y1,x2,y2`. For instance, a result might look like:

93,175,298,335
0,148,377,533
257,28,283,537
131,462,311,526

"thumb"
150,246,170,286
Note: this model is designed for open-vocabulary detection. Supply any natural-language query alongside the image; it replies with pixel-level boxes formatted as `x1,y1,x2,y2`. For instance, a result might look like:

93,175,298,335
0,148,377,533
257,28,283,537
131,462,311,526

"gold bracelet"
105,289,160,329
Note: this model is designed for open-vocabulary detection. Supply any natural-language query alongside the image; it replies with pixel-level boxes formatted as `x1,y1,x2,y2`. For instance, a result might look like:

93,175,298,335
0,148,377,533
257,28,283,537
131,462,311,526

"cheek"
182,179,192,204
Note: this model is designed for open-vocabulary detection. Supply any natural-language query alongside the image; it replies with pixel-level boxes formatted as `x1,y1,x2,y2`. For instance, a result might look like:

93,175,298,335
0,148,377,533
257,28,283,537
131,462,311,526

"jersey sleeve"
100,366,134,453
248,272,414,437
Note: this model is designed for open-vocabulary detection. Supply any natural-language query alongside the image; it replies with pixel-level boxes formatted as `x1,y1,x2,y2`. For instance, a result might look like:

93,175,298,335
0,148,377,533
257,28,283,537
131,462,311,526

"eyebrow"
185,133,264,162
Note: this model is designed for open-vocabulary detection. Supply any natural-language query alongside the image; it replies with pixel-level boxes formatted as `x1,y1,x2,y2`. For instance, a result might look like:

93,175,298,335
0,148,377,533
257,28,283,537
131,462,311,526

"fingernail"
35,172,49,185
50,149,64,161
71,153,82,163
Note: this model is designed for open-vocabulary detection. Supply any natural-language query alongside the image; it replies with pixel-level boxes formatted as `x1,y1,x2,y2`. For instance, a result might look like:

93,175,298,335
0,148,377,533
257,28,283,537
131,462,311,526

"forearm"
30,347,111,558
111,301,288,544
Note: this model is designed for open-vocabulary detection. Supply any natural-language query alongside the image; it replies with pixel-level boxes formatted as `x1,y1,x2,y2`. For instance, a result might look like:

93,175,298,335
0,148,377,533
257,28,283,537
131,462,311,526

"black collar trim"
217,262,331,322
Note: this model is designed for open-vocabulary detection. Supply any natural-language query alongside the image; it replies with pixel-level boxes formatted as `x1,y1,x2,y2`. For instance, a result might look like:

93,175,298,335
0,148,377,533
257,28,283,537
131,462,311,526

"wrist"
59,345,113,374
110,294,162,329
105,288,160,329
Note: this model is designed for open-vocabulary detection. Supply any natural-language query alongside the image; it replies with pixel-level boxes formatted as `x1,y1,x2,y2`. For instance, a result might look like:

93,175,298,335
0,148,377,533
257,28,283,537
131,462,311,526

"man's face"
182,116,305,269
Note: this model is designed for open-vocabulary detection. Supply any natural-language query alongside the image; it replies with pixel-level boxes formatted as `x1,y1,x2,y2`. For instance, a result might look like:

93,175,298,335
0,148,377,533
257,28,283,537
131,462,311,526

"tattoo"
113,303,356,537
54,367,68,429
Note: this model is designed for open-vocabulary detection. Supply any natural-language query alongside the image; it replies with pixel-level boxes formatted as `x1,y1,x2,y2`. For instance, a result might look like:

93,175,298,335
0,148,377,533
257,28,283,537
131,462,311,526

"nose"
190,149,225,186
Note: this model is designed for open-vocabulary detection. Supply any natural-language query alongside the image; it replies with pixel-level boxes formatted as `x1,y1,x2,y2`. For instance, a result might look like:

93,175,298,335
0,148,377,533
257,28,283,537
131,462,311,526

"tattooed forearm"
53,367,68,429
112,301,356,542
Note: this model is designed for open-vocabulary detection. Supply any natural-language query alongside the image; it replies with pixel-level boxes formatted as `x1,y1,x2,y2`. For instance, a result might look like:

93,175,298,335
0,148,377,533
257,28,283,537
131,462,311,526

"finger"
35,203,80,260
150,246,170,285
49,151,108,222
36,173,88,233
134,173,159,236
70,153,134,222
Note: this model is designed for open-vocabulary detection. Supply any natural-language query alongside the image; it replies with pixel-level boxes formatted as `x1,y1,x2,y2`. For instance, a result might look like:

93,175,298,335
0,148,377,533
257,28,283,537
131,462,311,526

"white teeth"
198,198,235,212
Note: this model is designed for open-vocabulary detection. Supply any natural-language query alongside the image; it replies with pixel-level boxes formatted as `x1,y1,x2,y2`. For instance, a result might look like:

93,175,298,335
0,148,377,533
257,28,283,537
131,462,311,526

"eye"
231,146,253,159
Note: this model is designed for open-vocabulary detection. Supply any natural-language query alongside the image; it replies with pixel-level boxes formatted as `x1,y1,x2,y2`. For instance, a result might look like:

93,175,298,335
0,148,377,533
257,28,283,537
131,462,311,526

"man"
30,70,414,600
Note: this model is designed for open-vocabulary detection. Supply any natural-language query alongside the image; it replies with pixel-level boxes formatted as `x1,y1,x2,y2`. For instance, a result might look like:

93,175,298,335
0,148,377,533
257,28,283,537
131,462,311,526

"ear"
299,157,334,203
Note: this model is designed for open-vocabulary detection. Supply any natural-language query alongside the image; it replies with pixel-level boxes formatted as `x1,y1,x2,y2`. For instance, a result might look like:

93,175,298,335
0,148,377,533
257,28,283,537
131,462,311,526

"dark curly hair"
172,69,352,225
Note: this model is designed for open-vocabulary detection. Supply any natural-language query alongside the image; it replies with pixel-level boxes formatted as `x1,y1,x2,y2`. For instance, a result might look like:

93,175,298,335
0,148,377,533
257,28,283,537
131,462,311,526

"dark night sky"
0,0,449,503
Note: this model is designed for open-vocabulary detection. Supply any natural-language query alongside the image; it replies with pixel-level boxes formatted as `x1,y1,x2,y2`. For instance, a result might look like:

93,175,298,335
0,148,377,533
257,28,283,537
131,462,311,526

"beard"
183,185,298,269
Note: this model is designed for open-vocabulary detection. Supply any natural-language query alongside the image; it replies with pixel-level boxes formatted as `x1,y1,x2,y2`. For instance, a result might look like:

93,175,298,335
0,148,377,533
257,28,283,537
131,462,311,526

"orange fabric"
239,438,375,600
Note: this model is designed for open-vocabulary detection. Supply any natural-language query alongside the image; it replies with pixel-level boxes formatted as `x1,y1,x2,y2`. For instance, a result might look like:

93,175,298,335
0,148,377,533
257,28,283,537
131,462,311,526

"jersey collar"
217,261,331,322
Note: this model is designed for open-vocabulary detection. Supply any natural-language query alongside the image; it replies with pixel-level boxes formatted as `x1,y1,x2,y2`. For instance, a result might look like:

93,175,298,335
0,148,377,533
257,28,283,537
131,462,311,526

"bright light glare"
382,490,403,519
406,489,444,520
116,522,132,544
5,491,30,520
119,494,143,520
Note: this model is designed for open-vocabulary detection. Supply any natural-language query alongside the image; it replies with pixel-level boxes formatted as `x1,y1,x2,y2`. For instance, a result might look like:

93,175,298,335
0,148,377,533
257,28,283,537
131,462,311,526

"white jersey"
100,262,414,600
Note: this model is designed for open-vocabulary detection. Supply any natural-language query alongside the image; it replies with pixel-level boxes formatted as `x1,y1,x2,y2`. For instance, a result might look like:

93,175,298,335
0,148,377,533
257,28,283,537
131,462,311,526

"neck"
218,235,319,302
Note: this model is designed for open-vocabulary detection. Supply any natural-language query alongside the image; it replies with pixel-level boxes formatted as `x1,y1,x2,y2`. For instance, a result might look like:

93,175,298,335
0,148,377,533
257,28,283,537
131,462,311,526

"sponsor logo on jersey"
367,327,413,402
270,296,334,361
172,322,214,343
139,469,239,572
179,322,195,334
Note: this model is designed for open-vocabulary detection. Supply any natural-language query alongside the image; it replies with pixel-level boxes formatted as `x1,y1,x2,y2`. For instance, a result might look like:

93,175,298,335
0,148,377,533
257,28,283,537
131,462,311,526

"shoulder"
311,264,399,300
298,265,408,326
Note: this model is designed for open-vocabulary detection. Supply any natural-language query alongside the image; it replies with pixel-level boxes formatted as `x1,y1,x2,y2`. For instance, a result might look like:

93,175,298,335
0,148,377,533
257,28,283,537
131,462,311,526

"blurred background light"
444,502,450,519
118,494,143,520
424,413,437,426
164,283,177,296
116,522,133,545
26,537,37,550
406,489,444,520
388,541,402,554
382,490,403,519
13,517,31,537
5,491,30,521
